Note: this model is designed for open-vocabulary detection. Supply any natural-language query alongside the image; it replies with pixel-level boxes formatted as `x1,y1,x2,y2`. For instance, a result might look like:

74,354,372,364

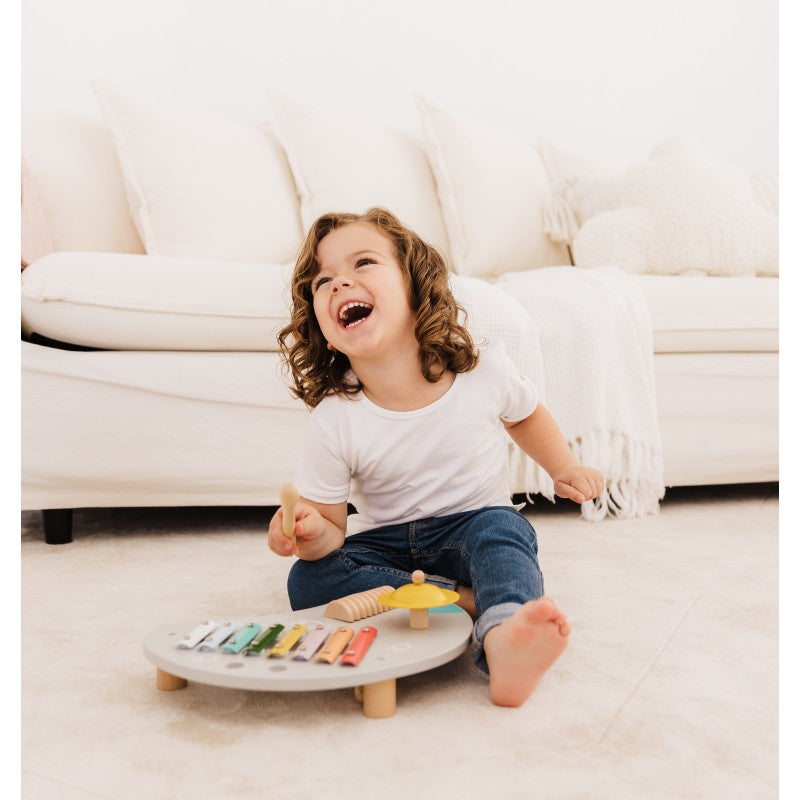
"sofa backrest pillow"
270,93,452,264
93,82,304,264
22,110,145,255
417,98,571,277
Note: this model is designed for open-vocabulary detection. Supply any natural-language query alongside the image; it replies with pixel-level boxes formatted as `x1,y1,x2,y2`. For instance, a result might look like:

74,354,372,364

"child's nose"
331,276,352,292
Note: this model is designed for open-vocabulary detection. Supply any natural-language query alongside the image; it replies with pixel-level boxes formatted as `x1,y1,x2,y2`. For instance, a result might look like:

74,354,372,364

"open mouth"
338,301,374,329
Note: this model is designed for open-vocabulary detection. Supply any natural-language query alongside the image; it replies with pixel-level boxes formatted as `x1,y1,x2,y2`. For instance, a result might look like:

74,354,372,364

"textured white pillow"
562,137,778,277
416,99,570,277
93,82,304,263
270,94,451,263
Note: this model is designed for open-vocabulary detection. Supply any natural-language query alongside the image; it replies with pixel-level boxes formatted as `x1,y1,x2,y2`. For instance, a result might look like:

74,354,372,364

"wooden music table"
144,604,473,718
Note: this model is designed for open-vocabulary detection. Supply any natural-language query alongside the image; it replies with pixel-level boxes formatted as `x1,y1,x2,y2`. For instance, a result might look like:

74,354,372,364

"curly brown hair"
278,207,478,408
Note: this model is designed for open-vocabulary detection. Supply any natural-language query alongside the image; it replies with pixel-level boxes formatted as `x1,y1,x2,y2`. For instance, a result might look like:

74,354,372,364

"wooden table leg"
361,679,396,718
156,668,188,691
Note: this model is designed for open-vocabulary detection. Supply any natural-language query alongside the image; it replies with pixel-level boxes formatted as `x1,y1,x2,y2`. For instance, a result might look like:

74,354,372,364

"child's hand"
552,465,605,504
267,501,327,557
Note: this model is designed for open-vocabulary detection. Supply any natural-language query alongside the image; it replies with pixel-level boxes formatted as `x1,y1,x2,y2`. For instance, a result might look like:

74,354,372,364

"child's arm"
268,498,347,561
504,404,605,503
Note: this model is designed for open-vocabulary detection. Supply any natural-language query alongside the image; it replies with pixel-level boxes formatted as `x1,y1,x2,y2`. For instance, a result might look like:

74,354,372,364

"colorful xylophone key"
268,623,308,657
221,623,262,654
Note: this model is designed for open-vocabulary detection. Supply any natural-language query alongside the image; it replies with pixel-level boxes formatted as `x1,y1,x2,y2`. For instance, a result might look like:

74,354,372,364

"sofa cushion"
634,274,778,353
417,98,570,277
21,252,292,352
270,94,451,262
93,82,304,264
21,255,777,356
498,269,776,354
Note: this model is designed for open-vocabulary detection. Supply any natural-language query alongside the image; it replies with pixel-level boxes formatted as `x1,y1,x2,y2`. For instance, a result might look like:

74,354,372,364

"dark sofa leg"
42,509,73,545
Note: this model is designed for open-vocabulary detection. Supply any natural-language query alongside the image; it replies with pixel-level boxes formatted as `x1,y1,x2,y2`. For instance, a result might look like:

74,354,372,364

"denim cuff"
471,602,522,674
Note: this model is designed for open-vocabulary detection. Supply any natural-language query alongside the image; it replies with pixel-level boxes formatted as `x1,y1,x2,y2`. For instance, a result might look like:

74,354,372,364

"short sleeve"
494,343,539,423
294,415,352,504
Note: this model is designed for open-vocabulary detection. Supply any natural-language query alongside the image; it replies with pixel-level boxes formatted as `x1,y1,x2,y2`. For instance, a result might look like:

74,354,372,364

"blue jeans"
286,506,544,673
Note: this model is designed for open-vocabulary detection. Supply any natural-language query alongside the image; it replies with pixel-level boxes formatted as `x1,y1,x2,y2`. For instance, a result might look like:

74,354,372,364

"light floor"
21,484,778,799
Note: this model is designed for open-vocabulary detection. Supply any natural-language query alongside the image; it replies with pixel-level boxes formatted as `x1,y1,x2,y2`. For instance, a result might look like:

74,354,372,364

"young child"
267,207,604,707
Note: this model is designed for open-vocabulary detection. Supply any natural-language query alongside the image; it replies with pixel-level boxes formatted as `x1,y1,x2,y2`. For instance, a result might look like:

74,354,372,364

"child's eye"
355,258,375,268
312,276,331,292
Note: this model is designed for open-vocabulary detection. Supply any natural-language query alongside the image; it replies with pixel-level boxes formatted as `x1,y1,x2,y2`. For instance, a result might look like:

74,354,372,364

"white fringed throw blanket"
450,266,665,520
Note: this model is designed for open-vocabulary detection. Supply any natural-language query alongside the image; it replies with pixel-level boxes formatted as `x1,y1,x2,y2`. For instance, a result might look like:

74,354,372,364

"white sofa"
20,87,778,543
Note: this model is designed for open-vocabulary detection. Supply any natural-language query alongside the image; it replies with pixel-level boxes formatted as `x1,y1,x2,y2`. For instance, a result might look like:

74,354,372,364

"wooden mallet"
279,483,299,545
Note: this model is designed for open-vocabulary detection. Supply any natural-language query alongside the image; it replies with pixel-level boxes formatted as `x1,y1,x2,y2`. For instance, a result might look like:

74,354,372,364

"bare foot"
482,596,570,707
456,585,476,619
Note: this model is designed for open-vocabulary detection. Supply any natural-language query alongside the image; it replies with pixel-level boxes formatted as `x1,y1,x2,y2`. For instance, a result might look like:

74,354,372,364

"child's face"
311,222,417,367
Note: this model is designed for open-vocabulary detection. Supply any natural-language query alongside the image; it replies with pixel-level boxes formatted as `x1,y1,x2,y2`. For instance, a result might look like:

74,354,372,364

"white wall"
22,0,777,173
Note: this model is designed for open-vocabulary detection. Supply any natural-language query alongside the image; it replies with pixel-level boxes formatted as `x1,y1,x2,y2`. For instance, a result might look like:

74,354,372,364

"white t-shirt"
295,341,538,534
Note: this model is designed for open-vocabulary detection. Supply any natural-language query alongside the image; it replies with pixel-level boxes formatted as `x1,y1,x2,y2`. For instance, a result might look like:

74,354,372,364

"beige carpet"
21,484,778,799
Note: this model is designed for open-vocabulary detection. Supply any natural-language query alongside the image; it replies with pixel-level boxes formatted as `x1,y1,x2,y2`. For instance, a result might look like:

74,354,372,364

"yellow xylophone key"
267,624,308,657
